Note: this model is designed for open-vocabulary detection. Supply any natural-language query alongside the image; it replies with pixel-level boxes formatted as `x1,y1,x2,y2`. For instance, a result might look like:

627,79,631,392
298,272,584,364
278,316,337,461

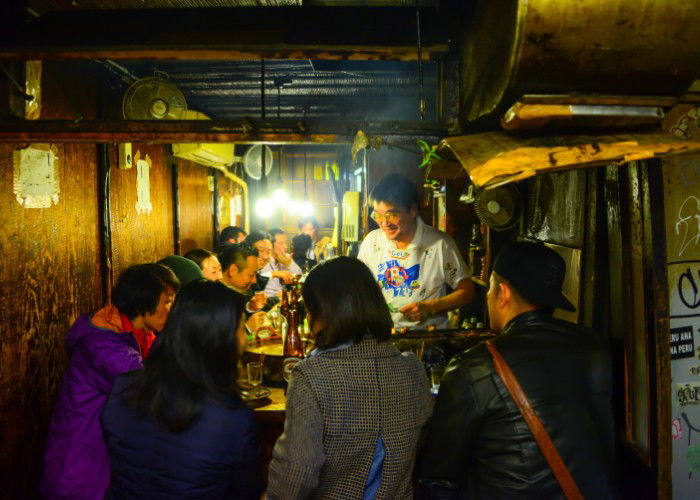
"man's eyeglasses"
370,210,401,224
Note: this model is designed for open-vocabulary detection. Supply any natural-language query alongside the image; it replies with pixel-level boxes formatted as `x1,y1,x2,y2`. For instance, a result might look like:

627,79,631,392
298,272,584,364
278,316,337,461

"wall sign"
678,382,700,406
672,326,697,359
135,157,152,215
12,145,59,208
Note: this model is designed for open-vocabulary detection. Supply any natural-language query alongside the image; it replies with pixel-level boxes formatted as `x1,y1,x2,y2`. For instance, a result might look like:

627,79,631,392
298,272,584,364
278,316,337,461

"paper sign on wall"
135,158,152,215
13,145,60,208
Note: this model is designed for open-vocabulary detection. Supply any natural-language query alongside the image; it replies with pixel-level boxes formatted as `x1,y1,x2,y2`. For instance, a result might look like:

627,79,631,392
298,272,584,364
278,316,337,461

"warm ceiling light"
286,199,300,215
272,188,289,207
255,198,274,218
298,200,314,217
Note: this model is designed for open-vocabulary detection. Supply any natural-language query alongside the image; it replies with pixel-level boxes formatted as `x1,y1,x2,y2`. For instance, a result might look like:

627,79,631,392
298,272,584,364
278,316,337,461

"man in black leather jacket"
417,241,614,499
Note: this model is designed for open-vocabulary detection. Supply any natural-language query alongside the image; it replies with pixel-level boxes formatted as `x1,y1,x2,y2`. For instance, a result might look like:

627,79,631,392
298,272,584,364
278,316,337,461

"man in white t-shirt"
358,173,475,328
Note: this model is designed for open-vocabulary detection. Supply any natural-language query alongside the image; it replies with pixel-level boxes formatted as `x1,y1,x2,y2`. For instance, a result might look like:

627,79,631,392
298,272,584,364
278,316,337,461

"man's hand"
399,301,434,323
273,249,292,268
272,270,295,284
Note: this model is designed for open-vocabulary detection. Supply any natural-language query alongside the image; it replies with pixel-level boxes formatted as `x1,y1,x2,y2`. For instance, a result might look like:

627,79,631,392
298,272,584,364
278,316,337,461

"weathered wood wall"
0,62,218,497
177,159,214,253
109,143,175,279
0,62,103,498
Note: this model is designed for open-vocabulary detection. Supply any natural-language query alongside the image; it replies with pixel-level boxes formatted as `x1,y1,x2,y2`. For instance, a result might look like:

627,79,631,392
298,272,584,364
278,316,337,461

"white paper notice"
13,146,59,208
135,159,152,214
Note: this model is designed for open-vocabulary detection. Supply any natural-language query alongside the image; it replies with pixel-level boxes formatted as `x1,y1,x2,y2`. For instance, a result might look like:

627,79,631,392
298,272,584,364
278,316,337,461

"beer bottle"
280,288,290,323
284,310,304,359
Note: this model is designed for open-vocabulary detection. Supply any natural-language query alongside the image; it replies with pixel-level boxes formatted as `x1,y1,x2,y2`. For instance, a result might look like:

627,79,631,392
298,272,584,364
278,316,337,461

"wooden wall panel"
110,144,174,280
177,160,214,253
0,142,101,498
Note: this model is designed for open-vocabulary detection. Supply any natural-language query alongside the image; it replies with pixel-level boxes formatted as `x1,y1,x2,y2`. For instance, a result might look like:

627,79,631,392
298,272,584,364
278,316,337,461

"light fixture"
298,200,314,217
272,187,289,207
255,197,274,218
286,199,300,215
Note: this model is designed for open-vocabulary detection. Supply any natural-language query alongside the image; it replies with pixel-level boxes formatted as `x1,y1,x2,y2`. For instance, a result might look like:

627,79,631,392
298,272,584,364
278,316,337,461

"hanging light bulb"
286,199,300,215
298,200,314,217
255,197,274,218
272,188,289,207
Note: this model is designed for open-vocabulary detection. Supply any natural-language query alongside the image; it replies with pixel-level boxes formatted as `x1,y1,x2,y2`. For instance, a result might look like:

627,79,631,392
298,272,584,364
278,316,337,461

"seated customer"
262,228,302,298
291,233,316,272
158,254,205,286
267,257,433,499
219,243,265,312
41,264,179,499
184,248,223,281
102,280,260,499
245,230,295,296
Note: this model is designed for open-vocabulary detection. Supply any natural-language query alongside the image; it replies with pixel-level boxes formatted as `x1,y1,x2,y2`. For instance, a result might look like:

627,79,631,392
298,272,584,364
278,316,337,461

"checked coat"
267,338,433,499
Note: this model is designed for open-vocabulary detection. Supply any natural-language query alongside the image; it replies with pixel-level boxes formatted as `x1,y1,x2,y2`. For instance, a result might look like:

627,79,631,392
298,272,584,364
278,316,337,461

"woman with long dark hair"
267,257,433,499
102,280,260,499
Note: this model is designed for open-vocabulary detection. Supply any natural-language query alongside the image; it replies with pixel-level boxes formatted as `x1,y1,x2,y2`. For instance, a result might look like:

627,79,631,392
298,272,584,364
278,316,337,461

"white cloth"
357,217,470,328
261,255,302,297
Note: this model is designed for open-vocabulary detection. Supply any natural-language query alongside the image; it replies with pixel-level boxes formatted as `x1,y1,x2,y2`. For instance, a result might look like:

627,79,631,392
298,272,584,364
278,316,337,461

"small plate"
241,386,271,402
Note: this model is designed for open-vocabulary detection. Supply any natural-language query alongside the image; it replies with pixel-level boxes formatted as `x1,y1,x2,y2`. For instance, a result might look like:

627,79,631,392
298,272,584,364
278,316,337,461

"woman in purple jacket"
101,280,260,499
41,264,179,499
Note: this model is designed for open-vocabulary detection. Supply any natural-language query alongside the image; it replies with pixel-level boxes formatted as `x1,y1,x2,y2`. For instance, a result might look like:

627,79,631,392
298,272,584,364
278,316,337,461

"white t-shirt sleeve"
357,233,373,268
442,235,471,289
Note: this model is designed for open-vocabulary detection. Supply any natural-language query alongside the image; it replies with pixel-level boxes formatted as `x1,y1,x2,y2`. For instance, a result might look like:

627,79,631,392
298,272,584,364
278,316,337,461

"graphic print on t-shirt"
377,259,420,297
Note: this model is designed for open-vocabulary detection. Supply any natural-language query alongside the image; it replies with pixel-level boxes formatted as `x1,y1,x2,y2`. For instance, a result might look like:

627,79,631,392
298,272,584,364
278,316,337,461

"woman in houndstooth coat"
267,257,433,499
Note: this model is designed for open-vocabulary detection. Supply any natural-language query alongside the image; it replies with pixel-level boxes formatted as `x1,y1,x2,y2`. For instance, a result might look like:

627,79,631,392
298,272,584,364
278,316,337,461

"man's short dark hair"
244,230,272,247
218,243,258,273
219,226,246,244
292,233,312,258
370,173,419,212
302,256,393,349
298,216,320,231
269,228,285,241
112,264,180,320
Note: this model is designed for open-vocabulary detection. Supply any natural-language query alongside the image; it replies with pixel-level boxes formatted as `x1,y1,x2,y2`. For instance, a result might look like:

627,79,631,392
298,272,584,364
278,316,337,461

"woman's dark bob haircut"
112,263,180,320
302,256,392,349
184,248,216,270
124,280,247,433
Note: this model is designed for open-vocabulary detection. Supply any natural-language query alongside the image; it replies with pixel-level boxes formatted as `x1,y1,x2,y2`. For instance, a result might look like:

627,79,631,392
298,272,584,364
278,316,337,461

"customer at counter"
417,242,614,498
184,248,224,281
267,257,432,499
219,225,247,247
291,233,316,272
263,228,302,298
299,216,332,262
358,173,475,329
41,264,179,499
245,230,295,303
102,280,260,499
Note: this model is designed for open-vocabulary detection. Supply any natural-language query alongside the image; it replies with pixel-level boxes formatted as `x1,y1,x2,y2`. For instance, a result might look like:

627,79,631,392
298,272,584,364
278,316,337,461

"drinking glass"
247,361,263,396
430,367,444,395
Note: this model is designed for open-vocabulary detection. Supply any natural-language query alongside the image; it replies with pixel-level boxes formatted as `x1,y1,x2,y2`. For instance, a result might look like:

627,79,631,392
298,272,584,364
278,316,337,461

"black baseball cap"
492,241,575,312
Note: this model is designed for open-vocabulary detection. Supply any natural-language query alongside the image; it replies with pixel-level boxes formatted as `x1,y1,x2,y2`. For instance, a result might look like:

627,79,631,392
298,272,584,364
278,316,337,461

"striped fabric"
268,338,433,499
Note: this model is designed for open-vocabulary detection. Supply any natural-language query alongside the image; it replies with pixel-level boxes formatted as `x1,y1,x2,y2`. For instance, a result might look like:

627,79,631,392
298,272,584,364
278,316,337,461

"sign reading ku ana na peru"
671,326,696,360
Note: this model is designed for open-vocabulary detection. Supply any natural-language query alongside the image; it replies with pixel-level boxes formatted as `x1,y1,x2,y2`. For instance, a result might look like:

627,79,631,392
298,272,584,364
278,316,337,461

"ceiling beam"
0,119,446,144
0,7,449,61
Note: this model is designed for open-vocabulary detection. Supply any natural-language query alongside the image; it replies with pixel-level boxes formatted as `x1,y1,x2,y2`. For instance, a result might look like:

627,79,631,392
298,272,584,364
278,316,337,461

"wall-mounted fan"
474,184,522,231
243,144,274,180
122,76,187,120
